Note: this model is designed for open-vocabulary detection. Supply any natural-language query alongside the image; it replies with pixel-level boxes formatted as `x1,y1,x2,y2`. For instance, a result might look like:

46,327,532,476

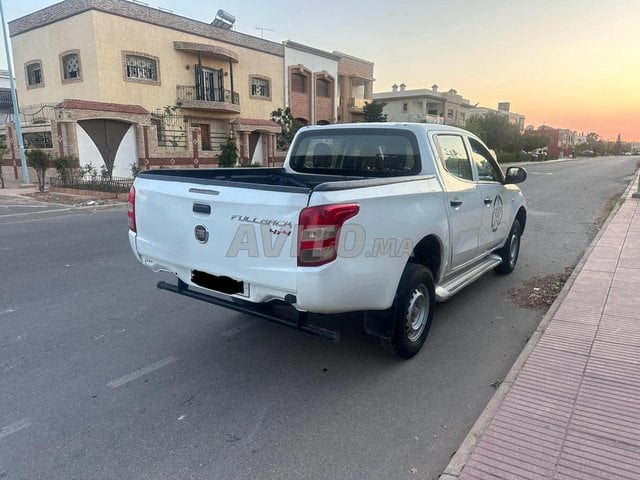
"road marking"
0,207,75,218
0,205,50,209
527,209,557,217
0,309,16,316
222,319,261,337
93,328,127,341
0,419,31,440
529,172,554,175
107,356,177,388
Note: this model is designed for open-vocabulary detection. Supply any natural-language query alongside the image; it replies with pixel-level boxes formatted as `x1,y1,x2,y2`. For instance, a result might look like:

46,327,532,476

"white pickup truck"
128,123,526,358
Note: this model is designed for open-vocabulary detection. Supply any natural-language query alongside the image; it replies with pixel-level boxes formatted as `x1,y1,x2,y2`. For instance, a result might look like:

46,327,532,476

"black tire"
494,219,521,275
380,263,435,359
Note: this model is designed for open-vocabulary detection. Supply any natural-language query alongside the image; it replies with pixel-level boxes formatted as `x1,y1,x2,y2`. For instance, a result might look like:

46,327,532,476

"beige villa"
5,0,285,176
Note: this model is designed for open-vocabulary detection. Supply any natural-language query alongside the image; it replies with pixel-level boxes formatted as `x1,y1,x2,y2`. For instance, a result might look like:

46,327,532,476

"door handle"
484,198,493,206
450,199,463,208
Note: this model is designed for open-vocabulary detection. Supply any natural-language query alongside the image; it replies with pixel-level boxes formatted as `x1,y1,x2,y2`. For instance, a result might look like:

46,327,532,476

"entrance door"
203,68,223,102
198,124,211,150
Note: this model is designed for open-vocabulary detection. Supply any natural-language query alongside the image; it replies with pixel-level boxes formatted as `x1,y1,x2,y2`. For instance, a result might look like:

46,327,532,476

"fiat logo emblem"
194,224,209,243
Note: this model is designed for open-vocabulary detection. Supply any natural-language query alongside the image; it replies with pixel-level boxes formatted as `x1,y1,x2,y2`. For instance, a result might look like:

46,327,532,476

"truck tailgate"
133,176,310,294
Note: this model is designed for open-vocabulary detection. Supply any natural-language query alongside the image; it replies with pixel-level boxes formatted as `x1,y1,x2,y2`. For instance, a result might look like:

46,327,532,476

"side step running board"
435,254,502,302
157,280,340,342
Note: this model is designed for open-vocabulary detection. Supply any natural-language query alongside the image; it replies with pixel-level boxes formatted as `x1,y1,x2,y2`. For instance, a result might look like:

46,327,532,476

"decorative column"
268,133,276,166
241,132,250,165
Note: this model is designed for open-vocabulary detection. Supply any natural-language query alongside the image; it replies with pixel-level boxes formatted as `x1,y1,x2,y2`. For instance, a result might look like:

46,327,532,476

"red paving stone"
455,197,640,479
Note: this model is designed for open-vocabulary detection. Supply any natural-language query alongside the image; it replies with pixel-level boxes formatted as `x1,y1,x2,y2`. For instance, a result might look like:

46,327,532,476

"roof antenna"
255,25,275,38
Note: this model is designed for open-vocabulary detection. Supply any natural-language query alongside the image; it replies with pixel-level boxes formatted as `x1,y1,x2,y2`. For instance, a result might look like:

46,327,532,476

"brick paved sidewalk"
443,194,640,479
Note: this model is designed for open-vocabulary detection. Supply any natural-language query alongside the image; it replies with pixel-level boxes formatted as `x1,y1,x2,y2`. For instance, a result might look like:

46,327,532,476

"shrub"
131,163,143,177
218,138,238,168
53,155,79,184
26,149,50,192
496,151,517,163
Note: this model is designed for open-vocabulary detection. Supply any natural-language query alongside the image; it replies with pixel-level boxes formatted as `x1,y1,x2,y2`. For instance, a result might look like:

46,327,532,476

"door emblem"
194,225,209,243
491,196,503,232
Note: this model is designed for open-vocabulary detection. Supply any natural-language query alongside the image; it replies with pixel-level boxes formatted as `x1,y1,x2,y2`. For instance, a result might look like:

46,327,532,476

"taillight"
298,203,359,266
127,186,136,232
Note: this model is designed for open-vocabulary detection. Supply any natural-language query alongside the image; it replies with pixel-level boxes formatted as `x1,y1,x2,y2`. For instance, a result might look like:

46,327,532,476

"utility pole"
0,0,29,185
255,26,275,39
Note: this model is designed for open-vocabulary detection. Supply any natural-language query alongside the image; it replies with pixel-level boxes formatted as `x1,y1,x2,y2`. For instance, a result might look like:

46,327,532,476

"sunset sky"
2,0,639,141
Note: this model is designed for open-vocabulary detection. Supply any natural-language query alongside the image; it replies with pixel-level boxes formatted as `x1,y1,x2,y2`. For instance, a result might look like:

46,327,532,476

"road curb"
439,168,640,479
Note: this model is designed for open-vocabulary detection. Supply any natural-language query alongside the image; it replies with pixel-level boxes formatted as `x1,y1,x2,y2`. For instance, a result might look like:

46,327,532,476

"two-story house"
335,52,374,123
373,83,472,126
283,41,339,126
7,0,284,176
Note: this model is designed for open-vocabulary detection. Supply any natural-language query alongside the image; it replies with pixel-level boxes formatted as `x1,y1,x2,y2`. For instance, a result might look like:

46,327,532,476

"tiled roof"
56,99,148,115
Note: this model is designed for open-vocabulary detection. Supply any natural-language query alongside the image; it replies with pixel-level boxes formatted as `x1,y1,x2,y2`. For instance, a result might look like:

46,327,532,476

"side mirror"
504,166,527,184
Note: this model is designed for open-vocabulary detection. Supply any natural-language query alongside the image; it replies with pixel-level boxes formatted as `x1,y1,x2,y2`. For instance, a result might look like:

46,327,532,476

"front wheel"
380,264,435,359
494,219,522,274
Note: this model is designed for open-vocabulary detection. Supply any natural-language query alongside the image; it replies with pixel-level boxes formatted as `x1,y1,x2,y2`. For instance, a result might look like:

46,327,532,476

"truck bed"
136,167,426,192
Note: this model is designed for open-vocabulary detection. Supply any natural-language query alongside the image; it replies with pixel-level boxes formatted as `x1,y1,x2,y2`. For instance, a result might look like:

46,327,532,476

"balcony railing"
177,85,240,106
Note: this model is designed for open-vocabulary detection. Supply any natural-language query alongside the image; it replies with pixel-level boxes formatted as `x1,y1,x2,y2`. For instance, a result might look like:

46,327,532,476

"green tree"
613,134,622,155
26,149,50,192
270,107,304,150
465,113,522,153
522,134,551,152
363,100,388,122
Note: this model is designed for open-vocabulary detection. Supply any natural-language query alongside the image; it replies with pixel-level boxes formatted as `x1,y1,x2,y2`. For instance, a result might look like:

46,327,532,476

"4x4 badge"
194,225,209,243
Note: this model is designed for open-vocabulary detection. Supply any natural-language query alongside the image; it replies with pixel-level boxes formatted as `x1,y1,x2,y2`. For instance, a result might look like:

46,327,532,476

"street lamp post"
0,0,30,185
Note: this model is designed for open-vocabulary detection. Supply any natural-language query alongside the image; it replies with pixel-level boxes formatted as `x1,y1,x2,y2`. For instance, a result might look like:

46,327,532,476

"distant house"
373,83,472,126
533,125,575,158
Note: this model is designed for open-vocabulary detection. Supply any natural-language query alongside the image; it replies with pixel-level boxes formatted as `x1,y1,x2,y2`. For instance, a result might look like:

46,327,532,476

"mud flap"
364,309,395,340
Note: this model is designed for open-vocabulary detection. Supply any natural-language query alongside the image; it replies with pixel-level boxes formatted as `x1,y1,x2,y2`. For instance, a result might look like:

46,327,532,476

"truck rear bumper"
157,279,340,341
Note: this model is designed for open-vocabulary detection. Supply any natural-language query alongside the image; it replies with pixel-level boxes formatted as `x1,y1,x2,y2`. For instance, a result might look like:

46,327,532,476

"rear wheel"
380,263,435,359
495,219,521,274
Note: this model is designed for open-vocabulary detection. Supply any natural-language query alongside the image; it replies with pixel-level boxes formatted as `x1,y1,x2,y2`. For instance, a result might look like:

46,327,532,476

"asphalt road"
0,156,637,480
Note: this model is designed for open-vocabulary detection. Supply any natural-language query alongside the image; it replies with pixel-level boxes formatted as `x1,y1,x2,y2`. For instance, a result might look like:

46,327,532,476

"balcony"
176,85,240,113
349,97,368,111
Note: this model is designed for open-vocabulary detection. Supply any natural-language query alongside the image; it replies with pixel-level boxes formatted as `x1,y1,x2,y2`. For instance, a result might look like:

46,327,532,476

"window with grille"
125,54,158,82
250,76,270,98
61,52,81,81
26,62,44,87
316,79,330,97
291,73,307,93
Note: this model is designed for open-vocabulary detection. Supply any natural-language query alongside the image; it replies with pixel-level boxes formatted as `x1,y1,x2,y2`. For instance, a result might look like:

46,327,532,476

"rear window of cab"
289,128,421,177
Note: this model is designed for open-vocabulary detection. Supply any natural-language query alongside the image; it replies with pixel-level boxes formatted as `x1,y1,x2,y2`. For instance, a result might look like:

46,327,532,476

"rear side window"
435,134,473,181
289,128,421,176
